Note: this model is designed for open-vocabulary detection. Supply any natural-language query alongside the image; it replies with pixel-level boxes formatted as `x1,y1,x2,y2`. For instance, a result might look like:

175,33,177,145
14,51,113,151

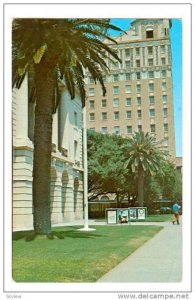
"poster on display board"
129,208,137,220
106,209,117,224
137,208,147,220
117,209,129,223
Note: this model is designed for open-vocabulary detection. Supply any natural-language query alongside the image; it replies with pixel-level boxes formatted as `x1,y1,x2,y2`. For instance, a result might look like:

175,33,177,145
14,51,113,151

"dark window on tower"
146,30,153,38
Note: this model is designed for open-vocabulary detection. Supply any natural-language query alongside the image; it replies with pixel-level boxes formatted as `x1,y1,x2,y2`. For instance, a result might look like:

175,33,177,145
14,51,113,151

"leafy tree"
87,130,130,203
156,161,182,202
12,19,123,236
124,131,169,207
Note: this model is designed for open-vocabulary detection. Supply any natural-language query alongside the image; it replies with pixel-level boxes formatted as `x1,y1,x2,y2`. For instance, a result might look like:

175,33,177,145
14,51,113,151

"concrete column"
14,74,32,147
59,91,70,154
62,170,75,221
52,108,59,153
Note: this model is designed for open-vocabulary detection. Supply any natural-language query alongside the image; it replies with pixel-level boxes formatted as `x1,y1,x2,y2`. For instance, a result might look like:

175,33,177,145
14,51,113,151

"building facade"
86,19,176,159
12,75,84,231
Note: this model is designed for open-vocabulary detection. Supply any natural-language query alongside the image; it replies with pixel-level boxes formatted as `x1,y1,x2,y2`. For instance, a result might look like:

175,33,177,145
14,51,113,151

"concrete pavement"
97,221,182,283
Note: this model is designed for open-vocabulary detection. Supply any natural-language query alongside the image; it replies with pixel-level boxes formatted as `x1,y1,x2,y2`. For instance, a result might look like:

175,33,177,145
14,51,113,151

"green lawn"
146,214,173,222
95,214,173,223
13,225,163,283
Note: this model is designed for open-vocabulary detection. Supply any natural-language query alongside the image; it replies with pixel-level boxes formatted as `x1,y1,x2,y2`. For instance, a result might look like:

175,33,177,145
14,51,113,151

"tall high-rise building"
86,19,176,159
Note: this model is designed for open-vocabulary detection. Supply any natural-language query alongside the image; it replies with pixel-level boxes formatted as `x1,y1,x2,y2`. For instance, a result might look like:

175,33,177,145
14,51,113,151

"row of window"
89,69,167,83
89,82,167,96
90,124,169,136
109,43,171,69
89,95,168,108
121,57,167,69
109,58,167,70
124,45,166,57
89,108,168,121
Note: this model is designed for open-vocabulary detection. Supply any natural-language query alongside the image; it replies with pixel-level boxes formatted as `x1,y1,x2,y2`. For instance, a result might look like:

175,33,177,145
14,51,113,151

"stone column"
14,74,32,147
52,108,59,153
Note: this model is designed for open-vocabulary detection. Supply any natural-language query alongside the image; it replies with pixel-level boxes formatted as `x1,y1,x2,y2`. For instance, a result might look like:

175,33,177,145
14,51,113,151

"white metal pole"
78,106,95,231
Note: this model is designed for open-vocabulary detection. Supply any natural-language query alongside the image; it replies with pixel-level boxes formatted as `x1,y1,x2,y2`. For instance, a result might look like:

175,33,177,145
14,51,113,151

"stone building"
86,19,176,159
12,75,84,230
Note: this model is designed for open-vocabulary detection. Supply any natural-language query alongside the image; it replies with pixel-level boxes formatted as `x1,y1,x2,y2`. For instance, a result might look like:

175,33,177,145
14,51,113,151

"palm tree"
124,131,169,207
12,18,123,236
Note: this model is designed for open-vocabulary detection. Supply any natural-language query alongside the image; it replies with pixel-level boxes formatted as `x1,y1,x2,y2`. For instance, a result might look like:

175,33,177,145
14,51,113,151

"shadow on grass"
13,228,103,241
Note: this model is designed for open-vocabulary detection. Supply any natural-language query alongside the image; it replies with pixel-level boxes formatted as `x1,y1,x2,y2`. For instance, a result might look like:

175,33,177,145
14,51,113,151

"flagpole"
78,105,95,231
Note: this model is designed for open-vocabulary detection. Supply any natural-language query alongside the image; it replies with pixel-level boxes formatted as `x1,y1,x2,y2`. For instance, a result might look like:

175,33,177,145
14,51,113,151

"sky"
110,19,182,158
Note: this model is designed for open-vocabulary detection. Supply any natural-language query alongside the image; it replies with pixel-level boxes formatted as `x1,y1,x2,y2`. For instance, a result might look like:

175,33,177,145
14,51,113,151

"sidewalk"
97,221,182,283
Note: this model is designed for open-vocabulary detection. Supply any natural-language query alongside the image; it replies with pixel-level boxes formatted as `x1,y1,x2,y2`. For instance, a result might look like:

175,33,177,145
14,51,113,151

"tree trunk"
33,63,55,235
138,166,144,207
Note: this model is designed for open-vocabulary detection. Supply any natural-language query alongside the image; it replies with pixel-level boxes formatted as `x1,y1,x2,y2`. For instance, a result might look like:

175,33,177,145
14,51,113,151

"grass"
13,225,163,283
95,214,173,223
145,214,173,222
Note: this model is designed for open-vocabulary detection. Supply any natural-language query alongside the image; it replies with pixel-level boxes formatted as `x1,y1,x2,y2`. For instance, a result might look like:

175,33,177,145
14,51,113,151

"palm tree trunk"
33,63,55,235
138,166,144,207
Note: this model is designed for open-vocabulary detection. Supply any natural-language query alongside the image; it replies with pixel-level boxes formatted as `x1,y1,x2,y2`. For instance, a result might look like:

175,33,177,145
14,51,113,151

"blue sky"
110,19,182,157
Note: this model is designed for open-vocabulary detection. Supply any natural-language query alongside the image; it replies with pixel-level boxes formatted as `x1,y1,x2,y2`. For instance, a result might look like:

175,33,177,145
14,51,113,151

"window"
142,47,146,65
163,108,168,117
164,123,168,132
89,88,95,96
148,46,153,55
164,137,169,146
161,45,165,54
112,61,119,69
162,82,167,91
101,99,107,108
125,60,131,68
126,98,131,106
136,60,140,67
138,125,142,132
149,96,155,105
161,70,166,78
89,100,94,109
150,124,156,133
150,108,155,117
155,46,159,65
125,73,131,80
125,85,131,93
137,110,142,118
89,113,95,121
102,127,108,134
127,126,132,134
137,97,141,105
72,112,77,127
114,126,120,135
136,84,141,93
161,57,166,65
74,141,78,160
89,77,95,84
146,30,153,38
113,74,119,82
102,112,107,121
136,72,141,80
113,86,119,94
102,75,107,82
113,98,119,107
125,48,130,57
136,48,140,56
149,83,154,92
148,71,154,79
126,111,132,119
89,128,95,132
163,95,167,103
114,111,119,120
148,58,153,66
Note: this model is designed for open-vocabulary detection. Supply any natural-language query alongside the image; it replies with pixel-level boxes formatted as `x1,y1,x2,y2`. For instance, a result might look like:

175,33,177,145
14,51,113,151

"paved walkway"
97,221,182,283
